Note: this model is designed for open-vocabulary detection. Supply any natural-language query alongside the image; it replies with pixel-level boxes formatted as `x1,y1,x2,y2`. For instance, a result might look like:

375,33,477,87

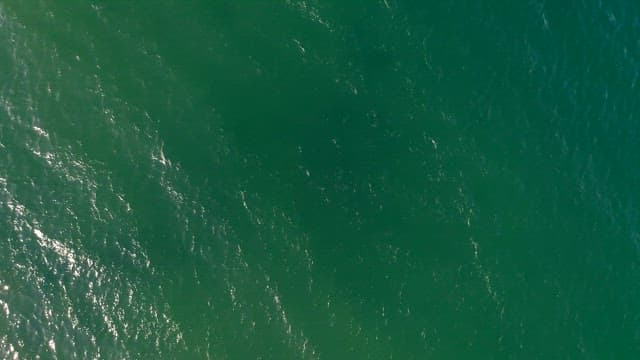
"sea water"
1,1,639,358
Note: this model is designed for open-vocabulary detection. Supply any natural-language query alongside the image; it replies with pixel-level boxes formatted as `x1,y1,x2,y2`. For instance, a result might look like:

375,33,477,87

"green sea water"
1,1,639,358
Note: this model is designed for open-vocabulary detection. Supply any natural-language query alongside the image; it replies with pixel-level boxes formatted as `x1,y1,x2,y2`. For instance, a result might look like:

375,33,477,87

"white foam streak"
286,0,334,32
1,335,20,360
47,339,56,353
32,125,49,138
32,227,79,276
0,299,9,317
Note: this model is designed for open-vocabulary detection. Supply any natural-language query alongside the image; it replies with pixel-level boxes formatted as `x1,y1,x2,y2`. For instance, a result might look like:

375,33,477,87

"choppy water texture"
1,1,640,358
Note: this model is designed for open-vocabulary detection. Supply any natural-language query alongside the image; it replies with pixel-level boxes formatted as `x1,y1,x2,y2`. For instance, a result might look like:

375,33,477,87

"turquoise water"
1,1,639,358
